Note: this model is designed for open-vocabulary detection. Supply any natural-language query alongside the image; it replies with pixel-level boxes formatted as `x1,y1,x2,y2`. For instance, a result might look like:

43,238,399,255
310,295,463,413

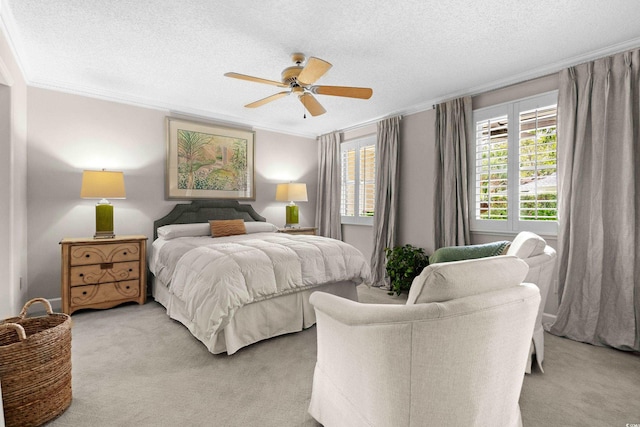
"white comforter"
152,233,370,346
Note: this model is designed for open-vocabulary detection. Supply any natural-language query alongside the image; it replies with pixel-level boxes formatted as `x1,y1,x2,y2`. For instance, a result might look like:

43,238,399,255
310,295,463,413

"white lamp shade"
275,183,308,202
80,170,126,199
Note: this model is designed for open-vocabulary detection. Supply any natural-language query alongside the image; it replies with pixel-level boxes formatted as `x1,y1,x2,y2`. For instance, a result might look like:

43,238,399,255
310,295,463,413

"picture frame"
165,117,255,200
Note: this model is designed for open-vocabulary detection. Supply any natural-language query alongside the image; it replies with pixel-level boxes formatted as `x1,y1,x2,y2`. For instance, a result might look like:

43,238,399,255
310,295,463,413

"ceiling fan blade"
245,91,290,108
297,57,332,85
299,93,326,116
312,85,373,99
224,72,288,88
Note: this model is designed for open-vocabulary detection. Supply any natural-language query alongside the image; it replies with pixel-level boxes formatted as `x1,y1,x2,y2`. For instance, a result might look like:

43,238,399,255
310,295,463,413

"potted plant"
384,244,429,295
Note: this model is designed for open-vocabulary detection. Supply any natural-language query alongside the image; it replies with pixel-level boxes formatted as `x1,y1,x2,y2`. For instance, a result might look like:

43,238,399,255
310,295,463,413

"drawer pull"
126,285,130,289
123,252,128,255
82,291,87,295
79,273,84,277
129,268,133,272
100,263,114,270
85,254,90,258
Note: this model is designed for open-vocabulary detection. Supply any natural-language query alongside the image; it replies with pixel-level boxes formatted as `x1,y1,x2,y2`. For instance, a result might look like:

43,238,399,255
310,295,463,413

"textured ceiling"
3,0,640,137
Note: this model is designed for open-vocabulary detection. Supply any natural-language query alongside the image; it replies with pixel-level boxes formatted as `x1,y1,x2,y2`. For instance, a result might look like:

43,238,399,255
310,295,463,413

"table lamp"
275,183,308,227
80,169,126,239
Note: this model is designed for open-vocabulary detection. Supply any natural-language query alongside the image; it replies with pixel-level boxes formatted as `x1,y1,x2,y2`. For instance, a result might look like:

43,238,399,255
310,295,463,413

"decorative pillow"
209,219,247,237
244,222,278,234
406,255,529,305
429,241,510,264
157,223,211,240
506,231,546,259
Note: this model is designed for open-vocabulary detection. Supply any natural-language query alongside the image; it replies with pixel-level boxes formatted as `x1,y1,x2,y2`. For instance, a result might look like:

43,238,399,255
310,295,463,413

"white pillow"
157,221,278,240
157,223,211,239
406,255,529,305
244,222,278,234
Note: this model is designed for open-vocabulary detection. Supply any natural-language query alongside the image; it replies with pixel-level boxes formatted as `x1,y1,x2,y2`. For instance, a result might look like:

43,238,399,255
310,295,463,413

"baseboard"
542,312,557,326
48,297,62,312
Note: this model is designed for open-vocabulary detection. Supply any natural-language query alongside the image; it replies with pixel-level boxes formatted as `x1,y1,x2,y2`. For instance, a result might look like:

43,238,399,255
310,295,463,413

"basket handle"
0,323,27,341
19,297,54,318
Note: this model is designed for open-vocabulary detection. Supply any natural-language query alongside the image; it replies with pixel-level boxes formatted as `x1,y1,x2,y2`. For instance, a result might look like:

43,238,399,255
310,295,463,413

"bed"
149,200,370,355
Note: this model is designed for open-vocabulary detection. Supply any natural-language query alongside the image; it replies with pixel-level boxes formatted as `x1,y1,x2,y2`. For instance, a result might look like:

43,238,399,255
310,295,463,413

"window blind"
475,114,508,220
518,105,557,221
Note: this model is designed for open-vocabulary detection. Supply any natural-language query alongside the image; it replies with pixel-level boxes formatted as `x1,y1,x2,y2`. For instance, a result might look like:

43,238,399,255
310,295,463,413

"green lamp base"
95,202,115,239
285,204,299,228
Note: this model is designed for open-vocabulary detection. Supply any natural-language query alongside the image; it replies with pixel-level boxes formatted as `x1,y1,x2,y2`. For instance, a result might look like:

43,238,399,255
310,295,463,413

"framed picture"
166,117,255,200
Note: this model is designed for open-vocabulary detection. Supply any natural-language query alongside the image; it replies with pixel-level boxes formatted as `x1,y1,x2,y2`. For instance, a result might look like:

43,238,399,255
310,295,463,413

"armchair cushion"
429,240,510,264
407,255,529,304
506,231,546,259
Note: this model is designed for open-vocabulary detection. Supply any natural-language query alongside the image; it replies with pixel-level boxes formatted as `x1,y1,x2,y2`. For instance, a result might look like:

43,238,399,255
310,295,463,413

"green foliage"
177,130,213,190
384,245,429,296
230,139,248,189
177,132,250,192
478,125,558,221
520,193,557,221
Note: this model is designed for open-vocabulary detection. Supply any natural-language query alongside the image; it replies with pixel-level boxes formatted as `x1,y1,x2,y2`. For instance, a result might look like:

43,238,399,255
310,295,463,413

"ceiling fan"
224,53,373,117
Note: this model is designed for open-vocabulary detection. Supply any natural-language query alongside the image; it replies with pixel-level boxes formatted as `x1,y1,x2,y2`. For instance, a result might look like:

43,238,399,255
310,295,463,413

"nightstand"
278,227,317,236
60,235,147,315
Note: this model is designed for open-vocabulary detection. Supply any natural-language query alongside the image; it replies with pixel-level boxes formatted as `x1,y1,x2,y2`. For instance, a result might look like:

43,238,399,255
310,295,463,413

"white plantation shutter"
340,147,356,216
471,91,558,234
518,104,557,222
475,114,508,221
341,136,376,224
360,145,375,217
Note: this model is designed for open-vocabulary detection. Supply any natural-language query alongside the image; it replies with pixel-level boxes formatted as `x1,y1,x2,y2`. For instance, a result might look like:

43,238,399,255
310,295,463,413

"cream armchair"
308,256,540,427
427,231,557,373
505,231,557,372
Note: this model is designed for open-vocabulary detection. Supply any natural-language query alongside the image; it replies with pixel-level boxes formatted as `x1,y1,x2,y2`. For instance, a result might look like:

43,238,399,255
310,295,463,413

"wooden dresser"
60,235,147,315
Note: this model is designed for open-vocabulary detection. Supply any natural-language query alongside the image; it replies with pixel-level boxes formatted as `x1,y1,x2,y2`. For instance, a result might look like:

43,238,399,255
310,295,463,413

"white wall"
0,25,28,319
26,87,317,308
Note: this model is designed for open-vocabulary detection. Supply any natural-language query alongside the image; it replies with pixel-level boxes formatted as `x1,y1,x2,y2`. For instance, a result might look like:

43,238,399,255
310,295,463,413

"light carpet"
44,285,640,426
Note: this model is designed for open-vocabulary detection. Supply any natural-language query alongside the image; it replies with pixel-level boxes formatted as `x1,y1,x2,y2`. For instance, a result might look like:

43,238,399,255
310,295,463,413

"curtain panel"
315,132,343,240
434,96,471,248
369,116,401,287
548,49,640,351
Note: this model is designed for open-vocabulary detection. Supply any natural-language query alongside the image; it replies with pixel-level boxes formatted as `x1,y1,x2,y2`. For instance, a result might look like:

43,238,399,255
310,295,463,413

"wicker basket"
0,298,72,427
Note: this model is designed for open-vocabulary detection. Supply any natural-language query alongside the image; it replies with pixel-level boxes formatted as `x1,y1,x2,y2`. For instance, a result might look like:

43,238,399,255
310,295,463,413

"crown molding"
342,37,640,133
27,78,319,139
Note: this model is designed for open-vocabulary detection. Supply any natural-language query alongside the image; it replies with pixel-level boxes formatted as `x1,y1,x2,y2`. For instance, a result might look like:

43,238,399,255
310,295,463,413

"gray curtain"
315,132,342,240
548,49,640,351
434,97,471,248
370,116,401,287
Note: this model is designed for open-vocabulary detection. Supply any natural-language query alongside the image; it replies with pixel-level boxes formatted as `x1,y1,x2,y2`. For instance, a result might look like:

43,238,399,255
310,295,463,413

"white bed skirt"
152,277,359,355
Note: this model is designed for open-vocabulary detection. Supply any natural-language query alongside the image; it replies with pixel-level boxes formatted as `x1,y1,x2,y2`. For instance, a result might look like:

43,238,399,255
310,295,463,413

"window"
341,135,376,225
472,91,558,234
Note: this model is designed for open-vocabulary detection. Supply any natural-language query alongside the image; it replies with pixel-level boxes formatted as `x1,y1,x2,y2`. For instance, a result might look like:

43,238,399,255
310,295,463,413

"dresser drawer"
69,261,140,286
69,243,141,266
70,280,140,307
61,235,147,315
